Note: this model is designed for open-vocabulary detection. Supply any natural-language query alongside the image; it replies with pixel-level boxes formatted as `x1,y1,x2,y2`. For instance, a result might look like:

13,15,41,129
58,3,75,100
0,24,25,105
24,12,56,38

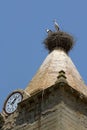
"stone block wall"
1,84,87,130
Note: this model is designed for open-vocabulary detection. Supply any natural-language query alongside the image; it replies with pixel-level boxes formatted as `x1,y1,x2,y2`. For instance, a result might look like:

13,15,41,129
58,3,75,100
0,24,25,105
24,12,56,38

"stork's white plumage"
54,19,60,31
46,29,52,35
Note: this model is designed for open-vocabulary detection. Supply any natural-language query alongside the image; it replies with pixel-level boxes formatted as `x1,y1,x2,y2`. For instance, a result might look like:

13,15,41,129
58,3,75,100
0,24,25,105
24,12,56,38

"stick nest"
43,31,75,53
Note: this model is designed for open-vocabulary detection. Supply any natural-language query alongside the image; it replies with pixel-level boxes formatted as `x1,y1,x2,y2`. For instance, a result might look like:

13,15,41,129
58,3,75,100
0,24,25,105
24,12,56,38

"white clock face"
4,92,23,114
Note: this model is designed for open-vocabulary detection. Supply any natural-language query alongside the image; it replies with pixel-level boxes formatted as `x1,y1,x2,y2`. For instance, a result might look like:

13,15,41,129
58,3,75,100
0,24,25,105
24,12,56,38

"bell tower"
1,23,87,130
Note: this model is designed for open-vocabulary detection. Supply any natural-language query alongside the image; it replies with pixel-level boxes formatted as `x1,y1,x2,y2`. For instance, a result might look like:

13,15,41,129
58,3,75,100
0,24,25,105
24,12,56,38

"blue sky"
0,0,87,112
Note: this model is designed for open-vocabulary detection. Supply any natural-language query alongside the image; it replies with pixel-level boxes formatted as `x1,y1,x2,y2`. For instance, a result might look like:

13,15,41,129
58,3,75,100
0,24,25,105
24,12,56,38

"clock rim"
3,91,23,115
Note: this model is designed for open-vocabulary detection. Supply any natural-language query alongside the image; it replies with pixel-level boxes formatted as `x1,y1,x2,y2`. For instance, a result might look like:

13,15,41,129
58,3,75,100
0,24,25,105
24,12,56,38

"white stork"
54,19,60,31
46,29,52,35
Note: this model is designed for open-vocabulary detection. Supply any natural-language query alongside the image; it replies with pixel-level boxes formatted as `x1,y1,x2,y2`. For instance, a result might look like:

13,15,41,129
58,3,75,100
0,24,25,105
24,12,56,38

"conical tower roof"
25,31,87,97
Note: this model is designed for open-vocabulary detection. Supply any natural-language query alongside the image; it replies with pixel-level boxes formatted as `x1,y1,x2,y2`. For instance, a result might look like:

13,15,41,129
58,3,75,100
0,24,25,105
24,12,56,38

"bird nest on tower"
43,31,75,53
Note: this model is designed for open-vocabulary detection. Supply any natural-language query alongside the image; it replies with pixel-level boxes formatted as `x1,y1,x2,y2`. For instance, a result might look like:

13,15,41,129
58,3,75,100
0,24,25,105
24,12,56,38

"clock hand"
11,96,20,105
11,98,17,105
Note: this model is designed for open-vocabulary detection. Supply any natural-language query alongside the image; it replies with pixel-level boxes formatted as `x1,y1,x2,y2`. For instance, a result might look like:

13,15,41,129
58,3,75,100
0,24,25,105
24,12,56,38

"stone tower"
1,28,87,130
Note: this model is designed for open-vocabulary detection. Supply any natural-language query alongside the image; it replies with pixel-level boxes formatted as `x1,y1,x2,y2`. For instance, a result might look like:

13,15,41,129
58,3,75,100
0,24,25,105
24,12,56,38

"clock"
4,91,23,114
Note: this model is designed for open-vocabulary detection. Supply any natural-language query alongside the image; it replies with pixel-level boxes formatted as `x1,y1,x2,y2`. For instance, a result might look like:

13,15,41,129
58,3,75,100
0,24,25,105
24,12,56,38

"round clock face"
4,91,23,114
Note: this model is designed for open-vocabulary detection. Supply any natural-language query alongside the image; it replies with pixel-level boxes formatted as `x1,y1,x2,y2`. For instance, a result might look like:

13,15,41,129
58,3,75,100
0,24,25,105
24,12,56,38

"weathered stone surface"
0,113,5,129
25,50,87,97
2,83,87,130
